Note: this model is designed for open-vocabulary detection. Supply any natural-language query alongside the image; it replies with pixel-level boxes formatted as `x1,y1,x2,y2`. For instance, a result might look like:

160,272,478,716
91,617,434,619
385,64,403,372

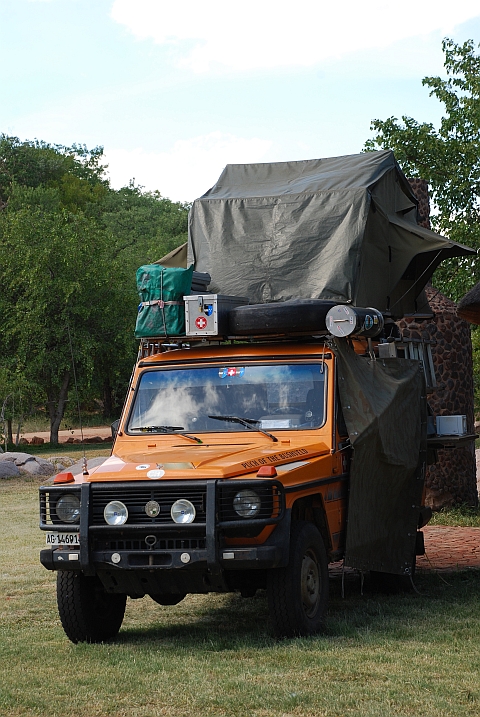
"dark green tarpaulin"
334,338,427,575
188,151,474,318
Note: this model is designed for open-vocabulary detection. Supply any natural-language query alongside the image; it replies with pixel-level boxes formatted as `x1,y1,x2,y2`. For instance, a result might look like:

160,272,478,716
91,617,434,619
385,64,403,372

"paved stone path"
416,525,480,572
329,525,480,578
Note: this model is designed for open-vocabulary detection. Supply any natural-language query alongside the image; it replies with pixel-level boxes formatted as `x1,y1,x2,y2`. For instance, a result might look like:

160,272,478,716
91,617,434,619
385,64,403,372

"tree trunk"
103,376,114,419
7,418,13,446
48,371,70,445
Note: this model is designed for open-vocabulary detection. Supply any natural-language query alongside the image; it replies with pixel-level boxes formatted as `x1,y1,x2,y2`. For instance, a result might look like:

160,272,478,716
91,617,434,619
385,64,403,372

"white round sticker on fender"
147,469,165,479
136,464,150,470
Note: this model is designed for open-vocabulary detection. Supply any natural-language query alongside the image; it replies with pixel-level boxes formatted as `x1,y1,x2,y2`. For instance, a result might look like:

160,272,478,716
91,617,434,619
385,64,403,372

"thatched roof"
457,282,480,324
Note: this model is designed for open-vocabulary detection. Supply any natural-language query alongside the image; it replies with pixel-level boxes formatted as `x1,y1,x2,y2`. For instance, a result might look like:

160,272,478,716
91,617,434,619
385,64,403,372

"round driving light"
233,490,261,518
56,494,80,523
104,500,128,526
171,499,196,524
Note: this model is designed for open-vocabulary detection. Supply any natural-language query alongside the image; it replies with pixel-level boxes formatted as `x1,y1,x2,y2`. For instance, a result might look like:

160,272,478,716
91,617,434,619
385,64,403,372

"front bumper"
40,479,288,589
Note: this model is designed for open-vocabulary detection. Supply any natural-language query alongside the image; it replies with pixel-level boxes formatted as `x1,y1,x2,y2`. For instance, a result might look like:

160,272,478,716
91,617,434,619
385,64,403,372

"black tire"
229,299,338,336
56,572,126,644
267,521,329,638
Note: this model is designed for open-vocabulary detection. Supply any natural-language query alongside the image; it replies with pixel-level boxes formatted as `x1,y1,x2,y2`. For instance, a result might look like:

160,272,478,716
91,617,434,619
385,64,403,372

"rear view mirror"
111,419,120,440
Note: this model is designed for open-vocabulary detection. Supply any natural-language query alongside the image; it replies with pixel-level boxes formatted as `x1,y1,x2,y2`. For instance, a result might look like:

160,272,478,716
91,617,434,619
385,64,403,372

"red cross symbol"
195,316,208,330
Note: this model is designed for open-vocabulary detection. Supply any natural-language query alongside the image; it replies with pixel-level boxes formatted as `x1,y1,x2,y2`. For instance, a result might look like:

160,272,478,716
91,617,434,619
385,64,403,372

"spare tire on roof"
229,299,339,336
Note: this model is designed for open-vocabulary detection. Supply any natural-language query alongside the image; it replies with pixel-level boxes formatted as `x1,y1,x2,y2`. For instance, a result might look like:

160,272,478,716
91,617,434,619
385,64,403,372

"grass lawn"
1,477,480,717
430,505,480,528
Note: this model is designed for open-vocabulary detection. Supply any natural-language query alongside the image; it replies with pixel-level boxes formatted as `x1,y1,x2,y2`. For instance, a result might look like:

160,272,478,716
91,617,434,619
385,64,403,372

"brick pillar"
395,180,477,509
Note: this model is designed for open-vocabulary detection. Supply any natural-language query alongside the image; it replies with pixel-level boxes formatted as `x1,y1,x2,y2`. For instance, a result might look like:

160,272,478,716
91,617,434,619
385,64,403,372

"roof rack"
137,332,331,361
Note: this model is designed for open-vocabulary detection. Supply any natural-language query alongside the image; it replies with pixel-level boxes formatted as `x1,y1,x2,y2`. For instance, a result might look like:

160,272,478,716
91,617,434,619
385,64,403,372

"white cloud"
110,0,480,73
104,132,273,202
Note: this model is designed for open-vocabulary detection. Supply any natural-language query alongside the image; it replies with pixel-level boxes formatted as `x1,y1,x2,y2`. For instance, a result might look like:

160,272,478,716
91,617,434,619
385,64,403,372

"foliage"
0,136,106,196
0,135,189,442
365,38,480,301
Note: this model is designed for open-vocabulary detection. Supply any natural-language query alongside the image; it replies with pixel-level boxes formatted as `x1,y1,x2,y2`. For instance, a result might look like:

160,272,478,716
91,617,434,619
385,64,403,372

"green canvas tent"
187,150,474,318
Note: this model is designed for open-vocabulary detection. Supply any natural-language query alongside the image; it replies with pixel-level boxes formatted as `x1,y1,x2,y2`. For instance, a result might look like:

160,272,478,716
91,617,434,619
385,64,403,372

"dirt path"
20,426,112,443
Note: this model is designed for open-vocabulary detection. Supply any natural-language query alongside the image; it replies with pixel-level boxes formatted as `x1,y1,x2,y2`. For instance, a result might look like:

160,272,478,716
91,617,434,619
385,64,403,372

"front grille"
93,536,206,552
91,482,207,526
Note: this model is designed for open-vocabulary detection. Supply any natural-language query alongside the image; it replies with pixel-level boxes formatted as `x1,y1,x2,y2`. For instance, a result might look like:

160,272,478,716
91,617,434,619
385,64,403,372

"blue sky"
1,0,480,202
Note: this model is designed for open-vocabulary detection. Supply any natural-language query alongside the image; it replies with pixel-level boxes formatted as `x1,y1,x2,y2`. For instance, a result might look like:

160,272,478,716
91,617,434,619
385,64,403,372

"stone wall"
397,288,477,509
402,179,477,509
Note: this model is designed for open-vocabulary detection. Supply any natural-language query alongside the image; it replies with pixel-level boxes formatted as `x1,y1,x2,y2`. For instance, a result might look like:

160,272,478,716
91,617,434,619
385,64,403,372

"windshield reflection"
127,363,326,434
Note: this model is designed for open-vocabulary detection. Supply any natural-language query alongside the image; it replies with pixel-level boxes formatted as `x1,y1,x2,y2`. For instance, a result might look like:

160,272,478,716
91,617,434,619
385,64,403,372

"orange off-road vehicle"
39,326,436,643
39,151,475,642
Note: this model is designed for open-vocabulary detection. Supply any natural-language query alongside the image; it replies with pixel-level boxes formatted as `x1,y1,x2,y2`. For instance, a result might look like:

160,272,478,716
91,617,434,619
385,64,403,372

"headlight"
56,494,81,523
233,490,261,518
171,499,196,524
104,501,128,526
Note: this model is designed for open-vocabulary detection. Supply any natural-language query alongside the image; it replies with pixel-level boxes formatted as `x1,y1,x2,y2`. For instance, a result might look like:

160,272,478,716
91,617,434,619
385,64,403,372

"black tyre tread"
267,521,329,638
229,299,338,336
57,572,126,644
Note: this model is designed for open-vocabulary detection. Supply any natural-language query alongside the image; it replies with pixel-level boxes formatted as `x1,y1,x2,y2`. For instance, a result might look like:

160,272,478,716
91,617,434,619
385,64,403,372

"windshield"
127,363,327,435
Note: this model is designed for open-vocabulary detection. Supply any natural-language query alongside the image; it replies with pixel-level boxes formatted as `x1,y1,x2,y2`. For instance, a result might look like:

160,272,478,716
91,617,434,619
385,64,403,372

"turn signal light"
53,472,75,484
256,465,277,477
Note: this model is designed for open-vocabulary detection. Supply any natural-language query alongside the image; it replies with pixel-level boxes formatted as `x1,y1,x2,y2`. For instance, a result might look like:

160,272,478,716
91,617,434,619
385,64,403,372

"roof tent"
187,150,474,318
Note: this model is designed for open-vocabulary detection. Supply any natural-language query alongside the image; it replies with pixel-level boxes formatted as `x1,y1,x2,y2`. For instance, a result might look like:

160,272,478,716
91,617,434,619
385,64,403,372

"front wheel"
57,572,126,644
267,521,329,638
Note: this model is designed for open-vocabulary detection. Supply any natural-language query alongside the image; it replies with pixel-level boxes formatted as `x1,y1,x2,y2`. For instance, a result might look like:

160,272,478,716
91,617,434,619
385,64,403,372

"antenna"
66,324,88,476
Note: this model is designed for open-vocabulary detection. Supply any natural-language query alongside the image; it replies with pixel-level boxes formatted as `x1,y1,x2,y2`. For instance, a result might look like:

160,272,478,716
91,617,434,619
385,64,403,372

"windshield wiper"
130,425,202,444
208,415,278,442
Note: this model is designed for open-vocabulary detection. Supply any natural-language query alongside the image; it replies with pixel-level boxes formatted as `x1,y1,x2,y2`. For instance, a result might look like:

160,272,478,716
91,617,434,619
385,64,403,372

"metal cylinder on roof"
326,305,384,338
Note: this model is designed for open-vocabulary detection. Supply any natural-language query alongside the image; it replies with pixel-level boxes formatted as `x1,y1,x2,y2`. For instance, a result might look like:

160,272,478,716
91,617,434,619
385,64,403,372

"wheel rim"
301,548,320,618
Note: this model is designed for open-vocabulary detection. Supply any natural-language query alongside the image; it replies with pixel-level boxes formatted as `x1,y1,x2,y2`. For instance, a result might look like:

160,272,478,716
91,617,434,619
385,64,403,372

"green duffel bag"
135,264,194,338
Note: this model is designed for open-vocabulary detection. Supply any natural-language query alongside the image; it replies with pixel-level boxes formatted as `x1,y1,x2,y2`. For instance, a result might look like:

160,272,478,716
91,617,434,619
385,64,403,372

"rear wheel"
267,521,329,638
57,572,126,644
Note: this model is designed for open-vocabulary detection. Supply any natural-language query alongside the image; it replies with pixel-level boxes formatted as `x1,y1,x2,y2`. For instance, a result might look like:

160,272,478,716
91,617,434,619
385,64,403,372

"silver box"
184,294,249,336
436,415,467,436
378,342,398,358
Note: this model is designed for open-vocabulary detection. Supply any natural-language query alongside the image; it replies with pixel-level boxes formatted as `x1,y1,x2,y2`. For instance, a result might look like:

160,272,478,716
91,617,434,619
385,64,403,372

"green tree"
364,38,480,300
0,135,107,205
0,136,189,443
100,182,189,262
0,207,120,443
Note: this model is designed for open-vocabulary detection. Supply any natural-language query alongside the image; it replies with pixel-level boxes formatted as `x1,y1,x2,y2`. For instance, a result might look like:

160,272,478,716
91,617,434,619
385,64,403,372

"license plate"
46,532,80,546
